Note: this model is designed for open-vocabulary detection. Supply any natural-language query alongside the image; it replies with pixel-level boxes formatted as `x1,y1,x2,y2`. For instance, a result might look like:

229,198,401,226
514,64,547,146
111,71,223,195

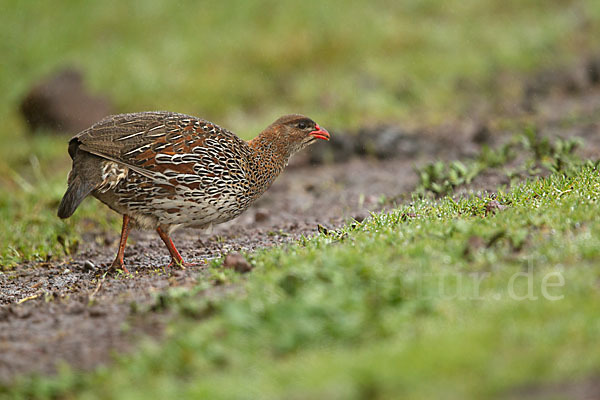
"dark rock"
309,125,431,164
563,66,589,93
0,307,11,321
304,183,318,193
525,62,591,99
525,68,564,98
172,270,186,278
588,55,600,85
254,208,270,223
20,67,113,134
81,260,96,272
472,123,492,145
355,125,426,159
360,126,418,159
66,302,85,315
309,131,355,164
88,306,107,317
222,252,253,273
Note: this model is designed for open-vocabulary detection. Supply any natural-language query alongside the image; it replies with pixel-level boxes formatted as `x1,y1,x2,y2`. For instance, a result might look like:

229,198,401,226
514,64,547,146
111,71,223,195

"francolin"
58,112,329,272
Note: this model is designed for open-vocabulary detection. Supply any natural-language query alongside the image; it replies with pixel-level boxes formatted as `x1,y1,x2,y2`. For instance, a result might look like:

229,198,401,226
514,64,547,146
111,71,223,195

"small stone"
172,270,186,278
82,260,96,272
288,221,299,230
304,183,317,192
472,124,491,145
88,307,107,317
588,56,600,84
254,208,270,223
0,307,9,321
309,132,354,164
222,252,253,273
66,302,85,315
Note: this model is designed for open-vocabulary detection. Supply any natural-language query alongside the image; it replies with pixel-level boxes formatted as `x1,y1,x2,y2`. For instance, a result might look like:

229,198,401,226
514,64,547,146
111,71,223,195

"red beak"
309,123,330,141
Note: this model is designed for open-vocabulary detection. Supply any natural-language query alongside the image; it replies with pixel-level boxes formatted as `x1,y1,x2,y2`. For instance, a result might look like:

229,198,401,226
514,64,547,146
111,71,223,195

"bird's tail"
57,174,95,219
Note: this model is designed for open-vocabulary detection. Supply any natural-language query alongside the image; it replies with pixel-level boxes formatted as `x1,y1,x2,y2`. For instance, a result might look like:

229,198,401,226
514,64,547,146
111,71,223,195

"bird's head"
260,114,330,157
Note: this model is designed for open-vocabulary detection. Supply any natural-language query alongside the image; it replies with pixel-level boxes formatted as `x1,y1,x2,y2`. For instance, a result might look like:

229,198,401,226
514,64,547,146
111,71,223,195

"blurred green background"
1,0,599,264
4,0,599,130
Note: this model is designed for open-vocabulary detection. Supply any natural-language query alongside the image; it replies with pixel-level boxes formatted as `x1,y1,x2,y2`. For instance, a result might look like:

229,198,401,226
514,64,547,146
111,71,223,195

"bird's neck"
246,132,290,195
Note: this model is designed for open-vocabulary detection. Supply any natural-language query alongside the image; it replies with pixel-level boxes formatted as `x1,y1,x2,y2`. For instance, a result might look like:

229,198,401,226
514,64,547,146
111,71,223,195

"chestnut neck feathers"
245,114,316,197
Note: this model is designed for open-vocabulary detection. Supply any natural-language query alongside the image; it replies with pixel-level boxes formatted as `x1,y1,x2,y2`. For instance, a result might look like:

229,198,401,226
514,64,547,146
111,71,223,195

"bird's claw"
109,259,130,274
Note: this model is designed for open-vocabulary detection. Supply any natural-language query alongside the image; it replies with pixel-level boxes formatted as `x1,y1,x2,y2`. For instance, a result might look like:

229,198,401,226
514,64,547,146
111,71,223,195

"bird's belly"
105,168,255,228
150,195,245,227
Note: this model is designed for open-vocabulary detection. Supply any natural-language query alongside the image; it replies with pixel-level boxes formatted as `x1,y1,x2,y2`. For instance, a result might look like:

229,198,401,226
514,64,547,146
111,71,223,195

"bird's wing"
71,111,249,178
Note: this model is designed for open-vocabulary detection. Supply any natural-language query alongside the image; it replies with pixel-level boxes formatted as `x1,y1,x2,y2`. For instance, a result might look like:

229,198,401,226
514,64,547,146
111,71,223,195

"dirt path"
1,61,600,383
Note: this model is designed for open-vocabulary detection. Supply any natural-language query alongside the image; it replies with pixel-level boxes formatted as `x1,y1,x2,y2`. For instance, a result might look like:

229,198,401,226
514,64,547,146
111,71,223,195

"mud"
1,56,600,383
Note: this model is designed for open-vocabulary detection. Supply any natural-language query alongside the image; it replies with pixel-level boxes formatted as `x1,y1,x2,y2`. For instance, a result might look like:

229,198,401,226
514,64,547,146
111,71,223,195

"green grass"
4,166,600,399
415,128,586,196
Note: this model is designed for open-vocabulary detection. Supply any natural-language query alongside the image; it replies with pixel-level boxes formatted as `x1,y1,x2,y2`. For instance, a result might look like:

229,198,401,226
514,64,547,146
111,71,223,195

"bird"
57,111,329,273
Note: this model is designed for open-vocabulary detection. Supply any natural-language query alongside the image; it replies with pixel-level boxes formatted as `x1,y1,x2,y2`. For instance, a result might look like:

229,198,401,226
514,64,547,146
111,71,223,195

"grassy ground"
2,1,600,398
4,165,600,399
1,0,600,266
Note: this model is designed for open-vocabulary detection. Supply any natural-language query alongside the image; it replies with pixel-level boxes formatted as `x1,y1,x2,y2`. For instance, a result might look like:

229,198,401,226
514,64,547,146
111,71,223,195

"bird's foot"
167,260,193,269
109,258,130,275
167,258,205,270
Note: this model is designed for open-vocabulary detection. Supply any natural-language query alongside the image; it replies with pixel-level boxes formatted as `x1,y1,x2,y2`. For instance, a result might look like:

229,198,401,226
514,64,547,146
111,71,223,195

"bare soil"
1,60,600,384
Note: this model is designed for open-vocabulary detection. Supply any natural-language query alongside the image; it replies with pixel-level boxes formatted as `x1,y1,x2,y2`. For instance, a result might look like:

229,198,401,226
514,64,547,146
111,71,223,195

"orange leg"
110,214,131,273
156,226,192,269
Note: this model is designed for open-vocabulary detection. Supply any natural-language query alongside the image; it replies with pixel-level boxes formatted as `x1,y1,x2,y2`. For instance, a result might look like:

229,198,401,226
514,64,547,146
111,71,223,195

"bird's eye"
297,122,307,130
